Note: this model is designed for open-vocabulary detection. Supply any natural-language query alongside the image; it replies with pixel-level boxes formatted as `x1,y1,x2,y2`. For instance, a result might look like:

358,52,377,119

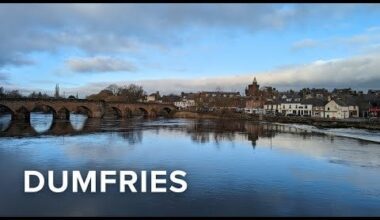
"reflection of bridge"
0,118,140,137
0,98,176,121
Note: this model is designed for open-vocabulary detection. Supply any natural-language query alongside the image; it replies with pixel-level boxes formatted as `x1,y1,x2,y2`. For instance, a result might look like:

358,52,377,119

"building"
368,89,380,96
300,88,329,100
324,99,359,119
280,92,301,103
279,101,312,116
263,100,281,115
161,94,181,104
181,92,198,100
199,91,240,99
245,77,260,97
174,99,196,110
369,101,380,117
301,98,327,118
146,91,161,102
245,98,265,114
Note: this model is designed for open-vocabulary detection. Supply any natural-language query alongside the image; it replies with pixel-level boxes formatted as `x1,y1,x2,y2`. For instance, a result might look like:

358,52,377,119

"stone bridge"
0,98,176,121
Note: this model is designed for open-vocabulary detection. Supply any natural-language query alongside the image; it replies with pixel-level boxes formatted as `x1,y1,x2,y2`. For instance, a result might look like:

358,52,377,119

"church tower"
245,76,260,97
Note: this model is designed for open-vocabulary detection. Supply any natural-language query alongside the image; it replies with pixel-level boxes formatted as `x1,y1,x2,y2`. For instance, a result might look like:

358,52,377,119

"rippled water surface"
0,113,380,216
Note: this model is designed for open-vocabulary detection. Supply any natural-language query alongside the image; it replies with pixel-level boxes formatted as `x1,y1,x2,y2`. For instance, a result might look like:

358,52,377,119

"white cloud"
65,56,136,73
0,72,8,82
60,52,380,97
292,29,380,52
1,4,380,67
291,39,319,50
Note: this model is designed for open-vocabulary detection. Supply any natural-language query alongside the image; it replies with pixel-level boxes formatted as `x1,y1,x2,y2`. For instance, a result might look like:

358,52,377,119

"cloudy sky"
1,3,380,97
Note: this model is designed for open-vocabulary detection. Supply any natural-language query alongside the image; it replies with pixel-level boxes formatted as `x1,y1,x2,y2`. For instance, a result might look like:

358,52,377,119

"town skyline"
1,76,379,99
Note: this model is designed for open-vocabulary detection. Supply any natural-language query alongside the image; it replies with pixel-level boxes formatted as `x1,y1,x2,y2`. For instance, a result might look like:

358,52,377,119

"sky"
1,3,380,97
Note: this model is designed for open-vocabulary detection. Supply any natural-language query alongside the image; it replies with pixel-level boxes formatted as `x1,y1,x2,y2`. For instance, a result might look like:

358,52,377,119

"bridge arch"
57,107,70,120
124,107,133,118
0,104,13,131
31,104,58,117
110,106,122,118
29,104,57,133
157,107,173,116
75,106,93,118
137,107,149,117
149,108,157,118
0,104,15,116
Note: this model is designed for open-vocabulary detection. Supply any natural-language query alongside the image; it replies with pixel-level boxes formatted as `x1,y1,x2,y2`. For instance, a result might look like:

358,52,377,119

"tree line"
0,84,146,102
86,84,146,102
0,86,70,99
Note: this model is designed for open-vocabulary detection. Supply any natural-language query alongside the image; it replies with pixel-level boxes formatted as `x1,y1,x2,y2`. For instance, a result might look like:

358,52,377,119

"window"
327,107,330,111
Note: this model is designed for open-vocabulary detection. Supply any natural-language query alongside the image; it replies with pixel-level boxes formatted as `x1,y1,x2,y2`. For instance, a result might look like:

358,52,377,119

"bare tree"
87,83,146,102
105,84,120,95
118,84,146,102
7,90,22,98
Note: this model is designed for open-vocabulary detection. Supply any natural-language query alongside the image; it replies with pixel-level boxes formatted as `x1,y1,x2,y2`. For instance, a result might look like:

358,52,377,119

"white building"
263,102,281,115
324,100,359,119
174,99,196,110
245,108,265,115
146,95,156,102
301,98,327,118
279,102,312,116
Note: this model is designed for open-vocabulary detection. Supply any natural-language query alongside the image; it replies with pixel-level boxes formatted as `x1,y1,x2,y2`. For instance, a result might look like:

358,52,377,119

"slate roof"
301,98,327,106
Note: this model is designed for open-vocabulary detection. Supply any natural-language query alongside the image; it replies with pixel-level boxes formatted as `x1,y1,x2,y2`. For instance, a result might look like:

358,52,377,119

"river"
0,113,380,216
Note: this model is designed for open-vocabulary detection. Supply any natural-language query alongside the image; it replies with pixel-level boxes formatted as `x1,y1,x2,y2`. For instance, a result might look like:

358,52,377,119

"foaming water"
282,123,380,143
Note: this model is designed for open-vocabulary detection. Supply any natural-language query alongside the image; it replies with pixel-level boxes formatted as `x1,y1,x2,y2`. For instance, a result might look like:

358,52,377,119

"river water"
0,113,380,216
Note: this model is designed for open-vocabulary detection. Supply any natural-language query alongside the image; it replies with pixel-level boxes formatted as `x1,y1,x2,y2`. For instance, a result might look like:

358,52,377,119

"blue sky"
1,4,380,97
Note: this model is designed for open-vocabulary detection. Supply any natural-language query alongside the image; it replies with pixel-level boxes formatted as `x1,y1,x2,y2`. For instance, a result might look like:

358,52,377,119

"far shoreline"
172,111,380,131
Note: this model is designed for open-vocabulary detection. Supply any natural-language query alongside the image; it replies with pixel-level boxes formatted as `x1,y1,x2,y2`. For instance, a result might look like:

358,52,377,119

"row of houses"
174,94,378,119
262,98,359,119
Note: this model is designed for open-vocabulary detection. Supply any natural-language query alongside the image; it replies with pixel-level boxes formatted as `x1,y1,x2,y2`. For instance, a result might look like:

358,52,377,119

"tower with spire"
245,76,260,97
54,84,60,98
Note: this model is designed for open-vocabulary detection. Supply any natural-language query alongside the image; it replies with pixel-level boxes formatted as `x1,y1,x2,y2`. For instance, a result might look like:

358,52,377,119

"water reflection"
0,114,11,131
0,118,380,216
30,112,54,133
1,117,380,168
69,113,88,131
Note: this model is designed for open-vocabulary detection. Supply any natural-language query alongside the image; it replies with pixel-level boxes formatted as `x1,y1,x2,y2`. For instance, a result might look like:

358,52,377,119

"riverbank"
172,111,380,130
